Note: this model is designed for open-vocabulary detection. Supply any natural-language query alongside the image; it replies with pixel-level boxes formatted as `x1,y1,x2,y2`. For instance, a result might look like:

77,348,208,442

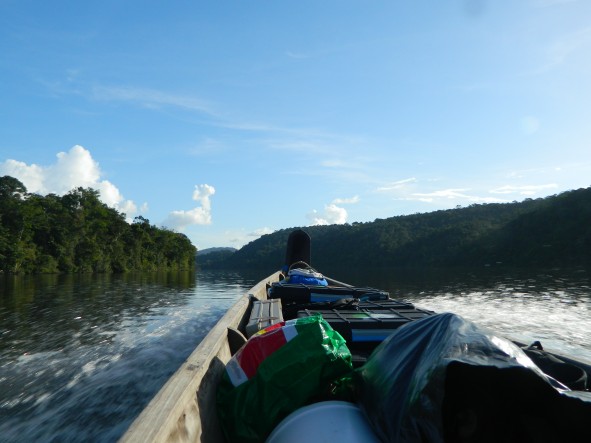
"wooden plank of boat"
119,271,281,443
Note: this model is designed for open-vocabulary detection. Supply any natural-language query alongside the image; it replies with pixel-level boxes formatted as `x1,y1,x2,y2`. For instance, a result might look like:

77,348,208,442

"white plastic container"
265,401,380,443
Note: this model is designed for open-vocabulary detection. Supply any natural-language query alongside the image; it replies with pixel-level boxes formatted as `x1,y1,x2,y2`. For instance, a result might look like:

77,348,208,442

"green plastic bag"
216,315,353,443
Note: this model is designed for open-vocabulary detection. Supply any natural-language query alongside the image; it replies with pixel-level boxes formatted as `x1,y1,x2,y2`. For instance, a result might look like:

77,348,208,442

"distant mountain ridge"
199,187,591,272
195,247,237,268
197,247,237,256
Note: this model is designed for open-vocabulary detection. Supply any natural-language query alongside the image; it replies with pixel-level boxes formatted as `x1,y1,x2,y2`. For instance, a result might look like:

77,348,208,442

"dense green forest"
0,176,196,274
200,187,591,273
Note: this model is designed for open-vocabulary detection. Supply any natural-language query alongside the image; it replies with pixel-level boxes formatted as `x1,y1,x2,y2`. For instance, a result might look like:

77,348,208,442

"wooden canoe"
119,271,282,443
120,229,591,442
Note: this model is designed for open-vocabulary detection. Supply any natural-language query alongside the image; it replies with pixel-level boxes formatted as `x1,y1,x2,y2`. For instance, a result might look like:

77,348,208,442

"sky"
1,0,590,250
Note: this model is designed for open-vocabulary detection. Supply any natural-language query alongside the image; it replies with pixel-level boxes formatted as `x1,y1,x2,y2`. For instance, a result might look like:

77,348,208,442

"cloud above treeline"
307,196,359,226
249,227,274,237
408,188,506,204
162,184,215,230
375,177,560,206
490,184,558,195
0,145,139,216
0,145,215,231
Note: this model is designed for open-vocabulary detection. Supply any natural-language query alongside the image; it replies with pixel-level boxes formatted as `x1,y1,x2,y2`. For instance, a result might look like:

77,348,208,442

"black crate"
297,305,433,345
357,300,435,321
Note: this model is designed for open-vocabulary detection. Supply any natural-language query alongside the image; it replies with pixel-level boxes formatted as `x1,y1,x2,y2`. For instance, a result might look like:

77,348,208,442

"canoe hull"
119,272,280,443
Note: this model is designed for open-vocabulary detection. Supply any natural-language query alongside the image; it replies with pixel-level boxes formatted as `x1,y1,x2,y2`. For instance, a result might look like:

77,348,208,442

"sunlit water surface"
334,266,591,362
0,271,258,443
1,267,590,442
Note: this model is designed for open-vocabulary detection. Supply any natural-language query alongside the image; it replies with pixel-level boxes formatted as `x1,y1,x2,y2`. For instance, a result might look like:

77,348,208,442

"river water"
0,271,260,443
332,266,591,362
1,267,590,442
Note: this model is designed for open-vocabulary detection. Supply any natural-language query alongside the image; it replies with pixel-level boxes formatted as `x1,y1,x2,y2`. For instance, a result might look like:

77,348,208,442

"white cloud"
91,85,218,116
192,184,215,211
96,179,137,214
163,184,215,230
376,177,418,192
409,188,470,203
0,159,46,193
249,227,274,237
307,196,358,226
507,167,547,179
0,145,138,217
490,184,558,195
332,195,360,205
266,139,332,155
407,188,506,204
308,203,348,226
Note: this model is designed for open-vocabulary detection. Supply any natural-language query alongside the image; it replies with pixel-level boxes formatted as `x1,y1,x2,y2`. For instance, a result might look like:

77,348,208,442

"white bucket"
265,401,380,443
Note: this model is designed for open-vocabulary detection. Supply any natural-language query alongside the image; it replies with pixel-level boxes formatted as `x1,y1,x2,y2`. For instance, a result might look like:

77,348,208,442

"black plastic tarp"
355,312,591,442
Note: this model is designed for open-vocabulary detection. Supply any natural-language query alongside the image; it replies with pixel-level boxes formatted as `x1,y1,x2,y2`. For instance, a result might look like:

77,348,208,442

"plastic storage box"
297,303,433,345
245,299,283,338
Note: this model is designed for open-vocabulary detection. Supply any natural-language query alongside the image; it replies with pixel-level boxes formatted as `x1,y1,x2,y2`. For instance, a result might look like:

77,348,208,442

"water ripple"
0,270,257,443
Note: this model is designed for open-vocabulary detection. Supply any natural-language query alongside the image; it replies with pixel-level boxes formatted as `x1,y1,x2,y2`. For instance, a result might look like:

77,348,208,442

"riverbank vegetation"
0,176,196,274
201,187,591,272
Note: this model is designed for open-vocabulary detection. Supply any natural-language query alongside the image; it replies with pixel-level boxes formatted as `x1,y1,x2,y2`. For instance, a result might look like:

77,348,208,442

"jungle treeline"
0,176,196,274
201,187,591,273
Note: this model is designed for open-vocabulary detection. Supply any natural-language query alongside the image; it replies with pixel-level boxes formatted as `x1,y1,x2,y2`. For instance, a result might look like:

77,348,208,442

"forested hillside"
200,187,591,272
0,176,196,274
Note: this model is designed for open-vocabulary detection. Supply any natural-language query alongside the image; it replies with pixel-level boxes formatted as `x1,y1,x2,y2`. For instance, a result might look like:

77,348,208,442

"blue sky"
1,0,590,250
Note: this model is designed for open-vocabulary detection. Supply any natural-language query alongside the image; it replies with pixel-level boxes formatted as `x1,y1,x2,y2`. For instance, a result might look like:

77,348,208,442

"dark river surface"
1,266,590,442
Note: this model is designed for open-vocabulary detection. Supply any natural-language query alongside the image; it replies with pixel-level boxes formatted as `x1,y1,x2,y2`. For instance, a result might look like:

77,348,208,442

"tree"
0,177,197,274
